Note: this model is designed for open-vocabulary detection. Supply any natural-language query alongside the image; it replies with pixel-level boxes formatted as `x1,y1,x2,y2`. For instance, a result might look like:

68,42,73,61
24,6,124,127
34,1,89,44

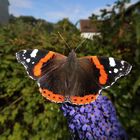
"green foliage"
0,1,140,139
0,18,74,140
89,1,140,139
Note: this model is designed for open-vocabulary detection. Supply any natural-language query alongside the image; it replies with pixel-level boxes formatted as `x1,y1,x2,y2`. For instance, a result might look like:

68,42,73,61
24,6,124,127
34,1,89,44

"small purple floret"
61,94,128,140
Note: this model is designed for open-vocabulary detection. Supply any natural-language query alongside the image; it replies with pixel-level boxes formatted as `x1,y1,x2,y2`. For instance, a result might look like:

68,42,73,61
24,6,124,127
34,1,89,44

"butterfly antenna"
75,38,87,52
58,32,71,51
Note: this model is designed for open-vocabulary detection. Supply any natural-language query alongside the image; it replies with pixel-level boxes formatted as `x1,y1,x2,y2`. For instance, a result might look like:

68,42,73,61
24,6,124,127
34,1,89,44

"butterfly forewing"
16,49,51,80
83,56,132,89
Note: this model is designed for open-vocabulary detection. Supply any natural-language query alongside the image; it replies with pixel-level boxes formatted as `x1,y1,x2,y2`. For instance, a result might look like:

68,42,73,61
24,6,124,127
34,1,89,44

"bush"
0,1,140,138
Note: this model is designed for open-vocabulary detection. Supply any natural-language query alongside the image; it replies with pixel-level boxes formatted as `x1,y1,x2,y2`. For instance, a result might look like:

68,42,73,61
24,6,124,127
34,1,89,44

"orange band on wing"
40,88,64,103
40,88,98,104
33,51,55,77
70,94,98,105
91,56,108,85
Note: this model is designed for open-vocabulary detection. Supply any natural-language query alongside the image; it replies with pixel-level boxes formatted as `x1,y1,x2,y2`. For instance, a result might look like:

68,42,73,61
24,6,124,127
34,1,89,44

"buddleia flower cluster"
61,94,128,140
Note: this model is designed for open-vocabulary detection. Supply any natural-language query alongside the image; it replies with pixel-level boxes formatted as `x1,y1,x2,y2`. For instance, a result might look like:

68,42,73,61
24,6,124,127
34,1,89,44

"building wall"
81,32,101,40
0,0,9,24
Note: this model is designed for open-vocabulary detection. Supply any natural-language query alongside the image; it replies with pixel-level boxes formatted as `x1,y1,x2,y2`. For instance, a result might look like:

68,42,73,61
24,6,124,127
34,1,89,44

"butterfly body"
16,49,132,105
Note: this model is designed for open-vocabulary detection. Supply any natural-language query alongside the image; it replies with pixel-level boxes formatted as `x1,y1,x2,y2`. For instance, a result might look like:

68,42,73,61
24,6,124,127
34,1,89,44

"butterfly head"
67,49,77,61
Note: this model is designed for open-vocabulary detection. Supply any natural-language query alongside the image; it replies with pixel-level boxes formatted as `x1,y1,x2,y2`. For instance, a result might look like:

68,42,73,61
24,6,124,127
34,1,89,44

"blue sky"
9,0,139,23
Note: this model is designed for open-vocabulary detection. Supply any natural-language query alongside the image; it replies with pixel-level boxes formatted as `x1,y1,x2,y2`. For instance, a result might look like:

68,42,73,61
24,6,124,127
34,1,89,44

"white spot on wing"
121,61,125,65
26,58,30,63
29,75,34,80
109,57,116,67
104,64,132,89
21,61,27,70
125,65,132,75
30,49,38,58
23,50,27,54
109,71,112,73
114,68,118,73
37,82,40,87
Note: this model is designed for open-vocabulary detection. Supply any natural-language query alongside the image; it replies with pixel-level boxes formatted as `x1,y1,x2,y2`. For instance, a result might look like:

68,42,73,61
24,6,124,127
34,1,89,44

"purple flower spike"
61,94,128,140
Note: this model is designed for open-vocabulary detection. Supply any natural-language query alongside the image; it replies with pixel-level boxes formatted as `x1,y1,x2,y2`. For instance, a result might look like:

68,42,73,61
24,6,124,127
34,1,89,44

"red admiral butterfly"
16,49,132,105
